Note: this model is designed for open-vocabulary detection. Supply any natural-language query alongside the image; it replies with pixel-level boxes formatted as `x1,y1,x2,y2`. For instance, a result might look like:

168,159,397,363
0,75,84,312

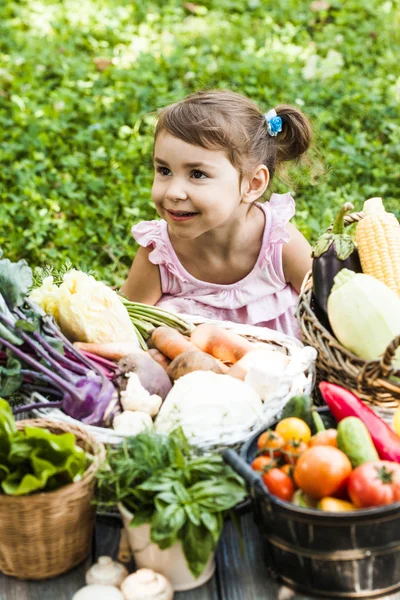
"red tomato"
348,461,400,508
294,446,352,500
257,430,284,458
282,440,309,465
251,455,275,472
263,468,294,502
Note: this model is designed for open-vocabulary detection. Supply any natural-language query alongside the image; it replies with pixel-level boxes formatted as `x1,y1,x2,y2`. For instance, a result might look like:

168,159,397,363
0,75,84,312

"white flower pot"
118,503,216,591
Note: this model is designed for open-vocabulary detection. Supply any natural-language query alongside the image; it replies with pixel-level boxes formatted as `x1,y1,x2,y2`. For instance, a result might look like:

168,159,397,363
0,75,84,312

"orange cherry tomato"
275,418,312,444
263,468,294,502
282,440,309,465
257,430,285,458
280,463,296,484
294,446,352,500
309,429,338,448
251,455,275,472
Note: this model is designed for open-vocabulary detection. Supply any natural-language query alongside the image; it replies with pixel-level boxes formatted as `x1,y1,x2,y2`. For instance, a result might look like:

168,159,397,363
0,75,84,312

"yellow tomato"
275,417,311,444
393,408,400,438
318,497,356,512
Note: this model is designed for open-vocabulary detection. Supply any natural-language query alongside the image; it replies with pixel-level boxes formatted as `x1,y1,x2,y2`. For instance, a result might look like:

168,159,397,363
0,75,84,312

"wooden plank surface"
3,513,400,599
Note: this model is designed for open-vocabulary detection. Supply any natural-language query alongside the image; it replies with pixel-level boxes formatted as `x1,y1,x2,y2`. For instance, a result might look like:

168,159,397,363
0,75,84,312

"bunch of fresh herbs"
0,399,88,496
96,427,247,578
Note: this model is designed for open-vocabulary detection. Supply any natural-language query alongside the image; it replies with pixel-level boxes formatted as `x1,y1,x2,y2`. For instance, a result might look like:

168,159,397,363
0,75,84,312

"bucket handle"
223,449,267,497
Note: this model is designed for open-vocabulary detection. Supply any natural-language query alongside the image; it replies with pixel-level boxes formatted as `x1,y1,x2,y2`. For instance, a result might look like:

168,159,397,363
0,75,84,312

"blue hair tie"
264,109,282,137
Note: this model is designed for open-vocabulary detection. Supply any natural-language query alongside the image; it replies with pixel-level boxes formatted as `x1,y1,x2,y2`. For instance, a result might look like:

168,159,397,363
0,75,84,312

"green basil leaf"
172,481,190,503
184,503,201,526
180,521,216,578
190,479,247,511
151,503,186,549
128,507,154,528
200,511,223,544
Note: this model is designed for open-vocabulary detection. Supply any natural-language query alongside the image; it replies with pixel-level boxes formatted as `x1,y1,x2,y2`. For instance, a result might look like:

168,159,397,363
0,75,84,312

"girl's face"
152,132,246,240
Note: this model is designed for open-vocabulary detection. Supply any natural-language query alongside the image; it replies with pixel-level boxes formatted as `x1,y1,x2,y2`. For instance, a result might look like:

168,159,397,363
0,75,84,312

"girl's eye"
156,166,171,176
191,170,207,179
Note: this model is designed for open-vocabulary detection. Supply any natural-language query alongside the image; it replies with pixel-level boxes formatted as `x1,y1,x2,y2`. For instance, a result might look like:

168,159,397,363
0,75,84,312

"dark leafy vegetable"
96,427,246,578
0,399,88,495
0,250,118,426
312,202,362,331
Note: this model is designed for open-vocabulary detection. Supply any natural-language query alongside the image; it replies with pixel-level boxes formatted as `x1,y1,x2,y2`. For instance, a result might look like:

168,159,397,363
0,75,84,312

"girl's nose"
165,179,188,202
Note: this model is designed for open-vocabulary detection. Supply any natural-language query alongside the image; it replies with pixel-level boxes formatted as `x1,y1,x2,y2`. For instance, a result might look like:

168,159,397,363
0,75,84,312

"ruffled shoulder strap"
131,220,185,282
267,192,295,245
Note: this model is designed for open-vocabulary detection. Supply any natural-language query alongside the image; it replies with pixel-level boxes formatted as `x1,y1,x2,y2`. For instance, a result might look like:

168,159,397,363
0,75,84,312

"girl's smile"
165,209,199,222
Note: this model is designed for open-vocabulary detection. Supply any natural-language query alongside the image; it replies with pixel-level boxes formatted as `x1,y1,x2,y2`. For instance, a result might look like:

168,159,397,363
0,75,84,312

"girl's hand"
282,223,312,293
120,247,162,304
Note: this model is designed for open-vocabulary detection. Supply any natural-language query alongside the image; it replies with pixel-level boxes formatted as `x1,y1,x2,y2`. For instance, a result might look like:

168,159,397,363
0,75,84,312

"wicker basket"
296,210,400,412
32,317,316,446
0,418,105,580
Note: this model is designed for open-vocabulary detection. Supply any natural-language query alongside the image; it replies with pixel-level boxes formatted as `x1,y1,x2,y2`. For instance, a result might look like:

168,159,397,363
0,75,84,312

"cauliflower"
120,373,162,417
154,371,264,448
113,411,153,435
29,276,60,321
29,270,139,345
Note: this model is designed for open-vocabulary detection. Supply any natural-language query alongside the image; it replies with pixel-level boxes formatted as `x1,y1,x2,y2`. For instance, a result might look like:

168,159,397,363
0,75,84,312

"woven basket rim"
0,417,106,503
296,208,400,407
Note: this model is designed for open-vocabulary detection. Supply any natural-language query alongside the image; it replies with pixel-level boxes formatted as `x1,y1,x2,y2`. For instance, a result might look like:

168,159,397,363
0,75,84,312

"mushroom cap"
72,584,124,600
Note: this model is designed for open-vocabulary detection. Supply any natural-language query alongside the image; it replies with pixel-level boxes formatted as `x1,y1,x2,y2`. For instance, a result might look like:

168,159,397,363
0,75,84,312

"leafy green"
0,399,89,495
96,428,246,578
0,0,399,285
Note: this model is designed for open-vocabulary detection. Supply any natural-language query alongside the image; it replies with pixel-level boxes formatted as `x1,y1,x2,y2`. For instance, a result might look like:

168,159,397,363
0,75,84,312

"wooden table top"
2,512,400,600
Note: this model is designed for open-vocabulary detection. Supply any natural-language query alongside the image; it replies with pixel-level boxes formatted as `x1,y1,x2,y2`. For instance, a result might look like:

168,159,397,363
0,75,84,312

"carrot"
73,341,144,362
149,326,196,360
148,348,171,371
190,323,253,364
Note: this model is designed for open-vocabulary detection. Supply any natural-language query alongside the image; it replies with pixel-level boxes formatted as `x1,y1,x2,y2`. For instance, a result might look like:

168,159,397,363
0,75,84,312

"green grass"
0,0,399,285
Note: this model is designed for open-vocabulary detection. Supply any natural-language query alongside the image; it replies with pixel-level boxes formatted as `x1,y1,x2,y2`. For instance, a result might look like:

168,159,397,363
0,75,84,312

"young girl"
121,89,313,339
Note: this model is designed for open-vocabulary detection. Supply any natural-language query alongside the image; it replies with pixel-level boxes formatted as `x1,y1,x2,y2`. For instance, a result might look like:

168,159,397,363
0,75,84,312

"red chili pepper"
319,382,400,463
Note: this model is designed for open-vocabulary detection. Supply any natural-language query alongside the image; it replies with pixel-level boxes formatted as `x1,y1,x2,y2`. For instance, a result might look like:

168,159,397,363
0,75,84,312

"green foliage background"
0,0,399,285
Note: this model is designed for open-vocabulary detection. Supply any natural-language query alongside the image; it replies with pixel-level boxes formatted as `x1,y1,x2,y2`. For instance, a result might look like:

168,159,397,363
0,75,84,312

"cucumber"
337,416,379,467
281,395,313,427
292,489,318,509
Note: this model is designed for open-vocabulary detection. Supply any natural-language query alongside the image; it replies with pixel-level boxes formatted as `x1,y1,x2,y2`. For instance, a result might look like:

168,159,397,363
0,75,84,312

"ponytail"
274,104,313,164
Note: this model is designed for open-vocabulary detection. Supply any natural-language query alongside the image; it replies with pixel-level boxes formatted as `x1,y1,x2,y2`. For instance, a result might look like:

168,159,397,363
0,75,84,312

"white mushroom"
121,568,174,600
120,373,162,416
85,556,129,588
113,410,153,435
72,584,124,600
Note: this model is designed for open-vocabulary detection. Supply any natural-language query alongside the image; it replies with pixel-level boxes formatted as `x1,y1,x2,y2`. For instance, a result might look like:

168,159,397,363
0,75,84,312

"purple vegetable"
0,258,120,426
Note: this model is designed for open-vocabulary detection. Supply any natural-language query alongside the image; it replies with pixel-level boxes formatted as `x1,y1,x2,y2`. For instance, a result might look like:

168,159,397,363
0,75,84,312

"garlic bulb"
72,584,124,600
85,556,128,588
121,568,174,600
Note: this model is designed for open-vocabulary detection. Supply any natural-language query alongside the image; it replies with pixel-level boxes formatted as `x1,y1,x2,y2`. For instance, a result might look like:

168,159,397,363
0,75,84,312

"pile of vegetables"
95,427,246,578
250,383,400,510
311,197,400,365
0,399,88,495
0,250,119,426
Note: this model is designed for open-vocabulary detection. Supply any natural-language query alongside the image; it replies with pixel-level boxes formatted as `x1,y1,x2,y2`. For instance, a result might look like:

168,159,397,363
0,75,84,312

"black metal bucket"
223,410,400,598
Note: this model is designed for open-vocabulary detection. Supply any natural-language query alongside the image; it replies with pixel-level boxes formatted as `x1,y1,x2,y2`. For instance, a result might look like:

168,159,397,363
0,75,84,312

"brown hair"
154,89,313,182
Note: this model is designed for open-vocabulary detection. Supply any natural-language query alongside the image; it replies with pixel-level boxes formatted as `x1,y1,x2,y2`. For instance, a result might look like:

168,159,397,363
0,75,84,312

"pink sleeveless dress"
131,192,300,339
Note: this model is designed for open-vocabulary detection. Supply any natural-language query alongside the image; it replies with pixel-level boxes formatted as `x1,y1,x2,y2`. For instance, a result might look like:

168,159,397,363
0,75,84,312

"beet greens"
0,250,119,426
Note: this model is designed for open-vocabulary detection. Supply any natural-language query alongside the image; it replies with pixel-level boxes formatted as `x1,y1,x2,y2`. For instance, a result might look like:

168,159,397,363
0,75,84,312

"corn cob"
356,197,400,296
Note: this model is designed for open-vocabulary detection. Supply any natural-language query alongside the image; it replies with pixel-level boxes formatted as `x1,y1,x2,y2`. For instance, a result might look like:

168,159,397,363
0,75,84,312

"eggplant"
312,202,362,332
